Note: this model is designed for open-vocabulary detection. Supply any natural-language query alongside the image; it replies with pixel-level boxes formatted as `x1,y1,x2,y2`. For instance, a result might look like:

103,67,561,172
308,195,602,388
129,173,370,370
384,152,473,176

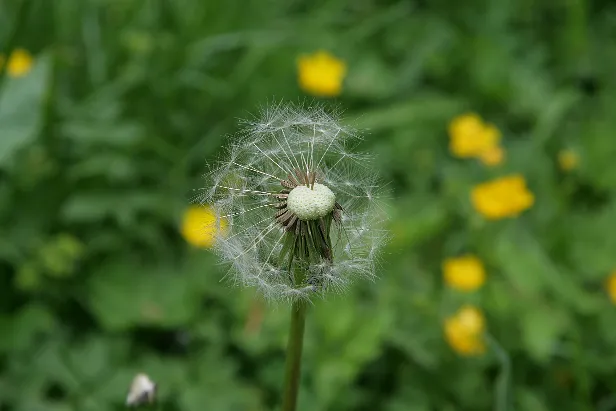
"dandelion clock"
198,102,388,411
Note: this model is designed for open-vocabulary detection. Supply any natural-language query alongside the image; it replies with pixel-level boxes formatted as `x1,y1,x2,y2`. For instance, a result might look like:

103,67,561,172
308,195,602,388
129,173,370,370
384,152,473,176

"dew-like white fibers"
197,102,389,303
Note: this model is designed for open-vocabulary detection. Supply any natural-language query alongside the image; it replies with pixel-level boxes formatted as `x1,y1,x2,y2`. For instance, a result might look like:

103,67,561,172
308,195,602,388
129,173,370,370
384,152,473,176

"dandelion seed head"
200,102,389,303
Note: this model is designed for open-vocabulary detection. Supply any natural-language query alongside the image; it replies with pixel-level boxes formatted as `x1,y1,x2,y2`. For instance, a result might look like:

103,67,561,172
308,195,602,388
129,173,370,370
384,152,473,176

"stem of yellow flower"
487,334,511,411
281,300,307,411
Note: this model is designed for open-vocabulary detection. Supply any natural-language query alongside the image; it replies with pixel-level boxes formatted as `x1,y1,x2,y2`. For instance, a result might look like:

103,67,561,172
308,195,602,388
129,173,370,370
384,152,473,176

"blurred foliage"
1,0,616,410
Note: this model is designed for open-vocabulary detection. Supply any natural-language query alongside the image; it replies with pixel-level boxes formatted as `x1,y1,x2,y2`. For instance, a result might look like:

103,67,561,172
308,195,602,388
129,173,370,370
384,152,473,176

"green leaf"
567,203,616,276
38,233,84,278
345,53,397,99
495,226,603,313
0,304,56,353
0,54,49,169
530,89,580,145
68,153,137,182
493,228,546,297
14,262,42,291
521,305,568,362
87,261,202,330
62,121,143,147
578,109,616,190
390,197,449,248
310,295,391,405
347,94,464,131
61,191,167,226
178,349,262,410
515,388,551,411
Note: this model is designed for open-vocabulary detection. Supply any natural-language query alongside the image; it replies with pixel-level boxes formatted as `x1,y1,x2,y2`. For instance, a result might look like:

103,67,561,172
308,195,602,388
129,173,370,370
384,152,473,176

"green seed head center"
287,183,336,221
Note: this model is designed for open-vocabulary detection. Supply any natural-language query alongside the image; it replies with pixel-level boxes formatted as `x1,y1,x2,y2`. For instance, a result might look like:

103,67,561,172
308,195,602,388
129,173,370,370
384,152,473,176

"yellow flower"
443,255,486,291
297,50,347,97
180,205,226,248
558,149,579,171
606,271,616,304
471,174,534,220
444,305,486,356
479,143,505,167
448,114,500,158
0,48,34,78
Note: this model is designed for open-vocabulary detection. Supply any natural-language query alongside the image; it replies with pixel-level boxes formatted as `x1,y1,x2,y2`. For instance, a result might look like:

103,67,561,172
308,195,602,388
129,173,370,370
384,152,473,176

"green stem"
281,300,307,411
487,334,511,411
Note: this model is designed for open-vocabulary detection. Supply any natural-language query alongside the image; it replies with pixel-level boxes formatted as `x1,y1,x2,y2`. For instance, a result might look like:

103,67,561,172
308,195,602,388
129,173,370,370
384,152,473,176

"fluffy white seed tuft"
197,102,389,303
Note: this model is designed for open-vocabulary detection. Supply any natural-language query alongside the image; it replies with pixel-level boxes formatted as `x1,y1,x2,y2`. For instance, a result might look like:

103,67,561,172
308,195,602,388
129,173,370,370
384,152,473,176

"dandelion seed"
198,102,389,303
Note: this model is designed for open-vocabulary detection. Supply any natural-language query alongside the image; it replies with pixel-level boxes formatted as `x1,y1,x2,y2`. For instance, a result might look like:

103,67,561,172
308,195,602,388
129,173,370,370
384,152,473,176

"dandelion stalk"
200,102,389,410
281,300,307,411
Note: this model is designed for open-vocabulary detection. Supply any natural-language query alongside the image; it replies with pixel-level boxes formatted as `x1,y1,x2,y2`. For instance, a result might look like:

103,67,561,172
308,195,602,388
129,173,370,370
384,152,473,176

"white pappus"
198,102,389,303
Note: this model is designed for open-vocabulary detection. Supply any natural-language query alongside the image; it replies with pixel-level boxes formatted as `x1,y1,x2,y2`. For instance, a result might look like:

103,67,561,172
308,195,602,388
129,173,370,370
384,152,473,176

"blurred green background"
2,0,616,410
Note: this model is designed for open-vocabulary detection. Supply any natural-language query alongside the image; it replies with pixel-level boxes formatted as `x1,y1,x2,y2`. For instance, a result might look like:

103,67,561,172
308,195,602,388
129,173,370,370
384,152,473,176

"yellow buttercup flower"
471,174,534,220
479,141,505,167
444,305,486,356
448,113,501,158
297,50,347,97
558,149,579,171
606,271,616,304
443,255,486,291
0,48,34,78
181,205,227,248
